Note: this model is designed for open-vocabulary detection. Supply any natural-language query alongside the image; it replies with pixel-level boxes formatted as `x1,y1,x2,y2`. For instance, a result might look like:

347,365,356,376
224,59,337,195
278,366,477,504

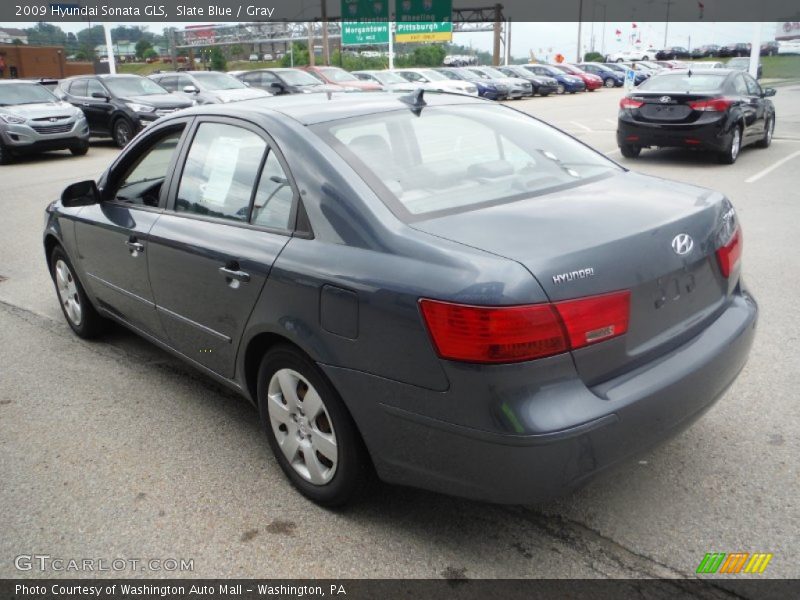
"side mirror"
91,92,109,101
182,85,199,94
61,180,99,207
763,88,776,97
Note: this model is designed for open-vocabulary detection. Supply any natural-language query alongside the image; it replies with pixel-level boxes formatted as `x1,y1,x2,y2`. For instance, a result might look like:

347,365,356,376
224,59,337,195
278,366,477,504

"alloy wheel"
267,368,338,485
767,119,774,144
604,78,615,88
557,84,565,94
54,259,82,326
114,121,132,147
731,127,741,161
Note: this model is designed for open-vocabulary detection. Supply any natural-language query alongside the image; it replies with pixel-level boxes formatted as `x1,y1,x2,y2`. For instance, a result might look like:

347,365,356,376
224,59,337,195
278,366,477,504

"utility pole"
103,23,116,75
663,0,673,47
492,3,502,65
577,0,583,62
600,3,606,56
308,22,315,66
321,0,329,65
505,19,511,65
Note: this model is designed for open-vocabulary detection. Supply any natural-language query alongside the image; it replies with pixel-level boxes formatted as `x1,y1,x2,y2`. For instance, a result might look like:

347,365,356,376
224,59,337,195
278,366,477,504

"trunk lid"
412,171,735,383
630,91,718,124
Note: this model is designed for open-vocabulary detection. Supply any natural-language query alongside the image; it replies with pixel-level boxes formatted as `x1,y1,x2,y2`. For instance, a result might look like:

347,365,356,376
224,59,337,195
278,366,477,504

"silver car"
148,71,271,105
0,80,89,165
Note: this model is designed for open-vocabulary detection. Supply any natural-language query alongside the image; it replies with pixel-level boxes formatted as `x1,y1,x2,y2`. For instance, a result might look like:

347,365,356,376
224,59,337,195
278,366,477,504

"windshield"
417,69,446,81
104,76,167,97
437,69,462,80
0,83,59,106
477,67,507,79
320,68,359,83
603,63,626,72
316,104,620,219
279,70,323,86
191,72,246,90
638,73,726,92
533,65,560,76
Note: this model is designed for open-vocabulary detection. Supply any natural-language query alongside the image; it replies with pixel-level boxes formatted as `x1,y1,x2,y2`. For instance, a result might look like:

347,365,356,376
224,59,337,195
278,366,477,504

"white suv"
606,48,656,62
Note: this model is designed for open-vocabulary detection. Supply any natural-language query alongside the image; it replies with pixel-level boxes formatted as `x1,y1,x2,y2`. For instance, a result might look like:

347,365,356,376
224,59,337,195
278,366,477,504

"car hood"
121,94,194,108
0,101,79,120
211,87,272,102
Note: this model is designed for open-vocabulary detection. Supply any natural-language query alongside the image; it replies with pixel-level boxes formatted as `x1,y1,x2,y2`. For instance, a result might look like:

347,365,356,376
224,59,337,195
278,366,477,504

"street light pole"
577,0,583,62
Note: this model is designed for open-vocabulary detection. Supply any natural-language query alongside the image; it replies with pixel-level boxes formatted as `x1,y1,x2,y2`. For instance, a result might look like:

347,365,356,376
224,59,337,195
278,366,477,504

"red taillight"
716,228,742,278
553,291,631,350
620,97,643,109
418,300,567,363
419,290,631,364
688,97,733,112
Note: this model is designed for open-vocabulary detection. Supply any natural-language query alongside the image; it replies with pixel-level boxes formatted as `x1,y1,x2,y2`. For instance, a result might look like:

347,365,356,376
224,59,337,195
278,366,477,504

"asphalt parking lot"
1,85,799,582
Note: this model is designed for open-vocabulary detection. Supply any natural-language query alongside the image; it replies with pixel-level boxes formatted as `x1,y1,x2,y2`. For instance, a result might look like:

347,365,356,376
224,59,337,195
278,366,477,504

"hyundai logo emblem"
672,233,694,256
659,96,672,103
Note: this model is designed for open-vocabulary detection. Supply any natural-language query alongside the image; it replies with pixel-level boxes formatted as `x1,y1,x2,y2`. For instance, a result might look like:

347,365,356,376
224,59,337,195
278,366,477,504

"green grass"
693,54,800,80
117,59,283,76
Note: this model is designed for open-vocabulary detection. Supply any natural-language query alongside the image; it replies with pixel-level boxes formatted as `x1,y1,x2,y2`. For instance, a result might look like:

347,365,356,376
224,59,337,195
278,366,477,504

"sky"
9,21,779,61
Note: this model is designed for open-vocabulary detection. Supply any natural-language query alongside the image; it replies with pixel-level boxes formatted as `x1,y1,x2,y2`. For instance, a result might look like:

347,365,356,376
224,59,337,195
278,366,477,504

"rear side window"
176,123,267,222
251,151,294,230
69,80,88,97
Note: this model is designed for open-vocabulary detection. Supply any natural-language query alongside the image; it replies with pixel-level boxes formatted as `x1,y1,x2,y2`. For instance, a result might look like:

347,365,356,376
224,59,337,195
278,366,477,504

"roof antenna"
399,87,426,115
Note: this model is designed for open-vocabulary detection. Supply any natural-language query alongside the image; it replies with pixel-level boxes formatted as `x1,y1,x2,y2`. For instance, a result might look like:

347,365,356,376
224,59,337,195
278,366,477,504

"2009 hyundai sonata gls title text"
43,91,756,506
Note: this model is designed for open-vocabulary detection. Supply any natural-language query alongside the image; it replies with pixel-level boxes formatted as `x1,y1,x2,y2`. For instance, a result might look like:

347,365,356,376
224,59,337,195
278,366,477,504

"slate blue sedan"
43,91,756,506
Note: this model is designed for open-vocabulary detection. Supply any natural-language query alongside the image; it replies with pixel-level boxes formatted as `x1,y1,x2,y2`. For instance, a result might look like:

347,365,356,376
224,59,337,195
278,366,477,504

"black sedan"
618,69,776,163
58,75,194,147
719,43,751,58
44,91,756,506
691,44,721,58
656,46,691,60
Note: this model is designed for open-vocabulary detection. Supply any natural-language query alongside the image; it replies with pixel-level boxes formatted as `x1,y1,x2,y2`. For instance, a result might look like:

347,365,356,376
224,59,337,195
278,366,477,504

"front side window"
176,122,267,222
86,79,106,97
158,76,177,92
69,80,88,97
743,74,762,96
113,128,184,207
103,76,166,97
318,105,620,219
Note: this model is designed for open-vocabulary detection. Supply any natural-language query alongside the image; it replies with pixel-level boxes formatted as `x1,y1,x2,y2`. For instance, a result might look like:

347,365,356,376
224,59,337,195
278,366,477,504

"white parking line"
569,121,593,132
745,149,800,184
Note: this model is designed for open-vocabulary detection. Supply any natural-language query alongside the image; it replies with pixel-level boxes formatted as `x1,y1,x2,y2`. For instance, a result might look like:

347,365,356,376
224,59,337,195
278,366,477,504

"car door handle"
81,102,90,107
219,267,250,283
125,240,145,254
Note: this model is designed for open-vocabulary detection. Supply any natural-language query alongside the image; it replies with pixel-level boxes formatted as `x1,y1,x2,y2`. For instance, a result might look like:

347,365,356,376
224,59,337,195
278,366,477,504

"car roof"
172,90,486,126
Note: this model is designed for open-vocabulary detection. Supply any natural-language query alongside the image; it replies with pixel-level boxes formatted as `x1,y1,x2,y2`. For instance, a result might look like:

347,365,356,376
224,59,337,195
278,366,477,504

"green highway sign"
341,0,390,46
396,0,453,42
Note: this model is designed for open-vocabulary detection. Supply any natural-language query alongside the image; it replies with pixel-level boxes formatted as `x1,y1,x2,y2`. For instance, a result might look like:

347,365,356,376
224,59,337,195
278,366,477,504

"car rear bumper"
323,289,757,504
617,113,731,151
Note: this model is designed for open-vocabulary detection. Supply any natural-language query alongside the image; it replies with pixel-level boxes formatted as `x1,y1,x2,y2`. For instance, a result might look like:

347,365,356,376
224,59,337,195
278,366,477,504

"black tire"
619,144,641,158
540,92,550,97
257,344,370,507
755,116,775,148
718,124,743,164
112,117,135,148
70,142,89,156
0,141,14,165
49,245,106,338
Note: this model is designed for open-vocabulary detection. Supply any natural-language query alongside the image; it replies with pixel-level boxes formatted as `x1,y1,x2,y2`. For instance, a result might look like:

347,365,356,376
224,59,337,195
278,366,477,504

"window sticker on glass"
202,137,242,206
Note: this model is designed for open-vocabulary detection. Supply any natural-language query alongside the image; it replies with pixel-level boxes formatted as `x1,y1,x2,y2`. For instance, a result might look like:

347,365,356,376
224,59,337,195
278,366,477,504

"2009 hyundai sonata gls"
43,91,757,506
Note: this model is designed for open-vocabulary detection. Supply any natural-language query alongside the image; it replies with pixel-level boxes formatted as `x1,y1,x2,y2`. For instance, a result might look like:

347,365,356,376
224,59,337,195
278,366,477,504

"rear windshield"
0,83,58,106
638,72,726,92
314,104,620,220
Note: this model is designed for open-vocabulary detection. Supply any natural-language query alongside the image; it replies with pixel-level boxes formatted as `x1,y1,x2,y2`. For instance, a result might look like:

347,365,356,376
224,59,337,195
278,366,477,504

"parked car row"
608,40,784,62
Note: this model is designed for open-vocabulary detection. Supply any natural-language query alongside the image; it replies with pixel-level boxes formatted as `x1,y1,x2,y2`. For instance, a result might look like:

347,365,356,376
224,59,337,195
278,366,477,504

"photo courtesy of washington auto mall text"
1,0,800,598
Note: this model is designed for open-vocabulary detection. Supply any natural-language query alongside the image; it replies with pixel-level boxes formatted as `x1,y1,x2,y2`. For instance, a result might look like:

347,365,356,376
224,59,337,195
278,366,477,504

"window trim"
164,115,302,237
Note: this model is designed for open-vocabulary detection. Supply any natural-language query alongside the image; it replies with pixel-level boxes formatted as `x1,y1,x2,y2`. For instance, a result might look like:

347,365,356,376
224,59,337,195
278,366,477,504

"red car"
552,63,603,91
302,66,383,92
